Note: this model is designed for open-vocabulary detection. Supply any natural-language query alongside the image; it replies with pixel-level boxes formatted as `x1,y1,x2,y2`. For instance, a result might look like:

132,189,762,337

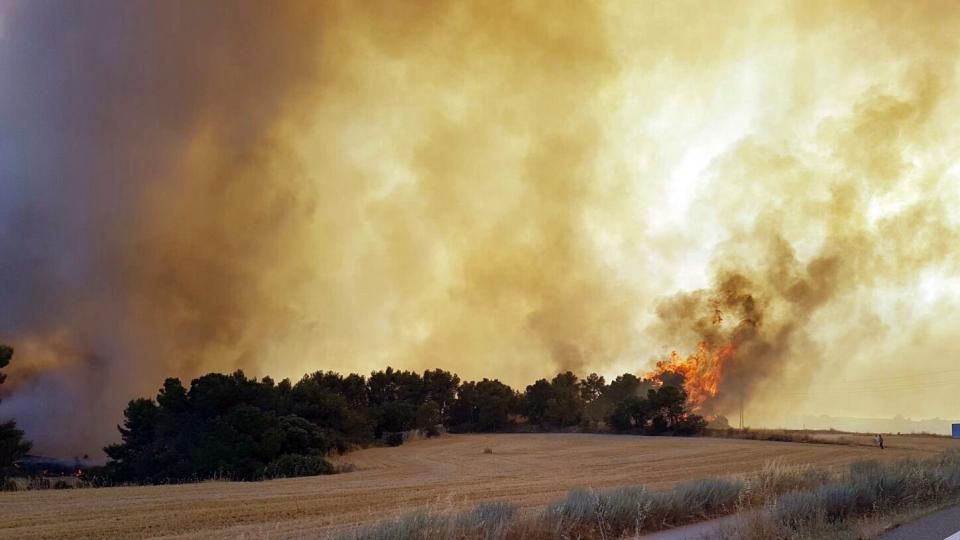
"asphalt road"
635,516,733,539
879,506,960,540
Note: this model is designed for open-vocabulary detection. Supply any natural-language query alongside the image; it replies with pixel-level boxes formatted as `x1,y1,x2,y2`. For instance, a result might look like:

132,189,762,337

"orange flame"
646,341,735,411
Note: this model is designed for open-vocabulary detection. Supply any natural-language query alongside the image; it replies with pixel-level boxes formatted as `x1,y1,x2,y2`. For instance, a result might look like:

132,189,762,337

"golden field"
1,433,955,539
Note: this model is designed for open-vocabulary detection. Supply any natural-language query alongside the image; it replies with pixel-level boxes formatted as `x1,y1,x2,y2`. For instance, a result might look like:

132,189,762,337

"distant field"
1,433,956,539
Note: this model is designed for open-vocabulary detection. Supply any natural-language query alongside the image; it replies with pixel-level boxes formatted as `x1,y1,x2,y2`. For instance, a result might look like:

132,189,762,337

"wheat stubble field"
1,433,955,539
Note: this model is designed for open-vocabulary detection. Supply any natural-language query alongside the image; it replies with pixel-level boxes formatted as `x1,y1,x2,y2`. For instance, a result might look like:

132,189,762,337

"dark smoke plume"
651,65,959,417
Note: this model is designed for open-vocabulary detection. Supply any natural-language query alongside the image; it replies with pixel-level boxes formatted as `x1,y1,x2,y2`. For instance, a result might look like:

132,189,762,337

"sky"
0,0,959,456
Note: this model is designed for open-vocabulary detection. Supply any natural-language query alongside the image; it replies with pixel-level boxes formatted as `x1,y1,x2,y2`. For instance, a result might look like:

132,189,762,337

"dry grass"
706,428,951,450
724,450,960,539
336,457,909,539
723,502,960,540
0,433,954,539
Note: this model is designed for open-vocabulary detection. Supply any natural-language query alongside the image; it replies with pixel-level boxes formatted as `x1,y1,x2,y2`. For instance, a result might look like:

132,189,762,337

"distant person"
876,433,884,450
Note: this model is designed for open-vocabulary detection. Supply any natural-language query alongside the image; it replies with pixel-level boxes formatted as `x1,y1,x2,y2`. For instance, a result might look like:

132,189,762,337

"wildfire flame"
647,341,736,411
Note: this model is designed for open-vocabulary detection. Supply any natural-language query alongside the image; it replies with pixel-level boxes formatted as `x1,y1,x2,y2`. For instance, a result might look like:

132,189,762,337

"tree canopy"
101,365,706,484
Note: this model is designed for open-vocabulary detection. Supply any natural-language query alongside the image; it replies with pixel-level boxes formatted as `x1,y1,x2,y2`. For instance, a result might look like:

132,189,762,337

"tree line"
101,366,706,484
0,345,33,478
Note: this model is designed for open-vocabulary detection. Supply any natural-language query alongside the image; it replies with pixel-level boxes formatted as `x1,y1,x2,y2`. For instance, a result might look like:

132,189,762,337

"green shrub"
774,490,824,526
548,476,744,537
551,488,601,524
340,510,448,540
592,486,653,536
456,501,517,540
817,484,857,521
385,433,405,447
337,462,357,473
744,461,832,504
260,454,333,479
28,478,50,490
1,478,21,491
338,501,517,540
674,414,709,435
648,477,744,525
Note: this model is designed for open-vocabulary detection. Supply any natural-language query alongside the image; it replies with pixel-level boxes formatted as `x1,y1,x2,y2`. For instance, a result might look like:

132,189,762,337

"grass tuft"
336,501,518,540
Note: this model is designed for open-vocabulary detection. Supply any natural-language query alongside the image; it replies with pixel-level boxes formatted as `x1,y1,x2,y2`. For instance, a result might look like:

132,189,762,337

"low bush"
29,477,50,490
336,462,358,473
339,510,447,540
336,501,519,540
384,433,405,447
260,454,333,479
528,477,744,538
457,501,518,540
1,478,21,491
546,485,652,537
743,460,832,504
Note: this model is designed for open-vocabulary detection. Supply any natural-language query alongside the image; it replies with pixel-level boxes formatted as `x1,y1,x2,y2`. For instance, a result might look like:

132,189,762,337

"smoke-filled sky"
1,1,959,456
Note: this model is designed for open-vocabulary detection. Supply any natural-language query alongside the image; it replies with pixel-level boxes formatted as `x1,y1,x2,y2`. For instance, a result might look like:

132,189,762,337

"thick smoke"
0,0,331,455
2,1,960,455
651,64,960,417
0,1,636,456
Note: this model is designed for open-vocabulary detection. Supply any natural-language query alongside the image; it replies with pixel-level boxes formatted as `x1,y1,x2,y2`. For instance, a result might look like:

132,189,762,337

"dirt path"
1,433,952,539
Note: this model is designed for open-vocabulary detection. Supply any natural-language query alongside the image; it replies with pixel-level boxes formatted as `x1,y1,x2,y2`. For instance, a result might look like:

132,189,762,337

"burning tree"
647,342,737,411
1,344,33,477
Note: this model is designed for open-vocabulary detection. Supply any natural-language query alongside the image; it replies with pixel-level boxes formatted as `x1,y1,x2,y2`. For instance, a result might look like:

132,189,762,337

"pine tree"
0,344,32,477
